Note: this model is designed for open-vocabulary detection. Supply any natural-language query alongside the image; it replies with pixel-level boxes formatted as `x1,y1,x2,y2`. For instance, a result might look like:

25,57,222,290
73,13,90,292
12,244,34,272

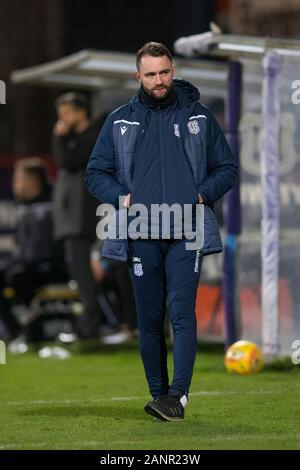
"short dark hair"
14,157,49,189
136,42,173,71
54,92,90,114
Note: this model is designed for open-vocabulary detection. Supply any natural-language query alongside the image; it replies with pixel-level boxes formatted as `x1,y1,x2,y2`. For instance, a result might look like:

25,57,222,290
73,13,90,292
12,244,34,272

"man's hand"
123,193,131,208
53,120,71,136
90,259,107,283
198,193,204,204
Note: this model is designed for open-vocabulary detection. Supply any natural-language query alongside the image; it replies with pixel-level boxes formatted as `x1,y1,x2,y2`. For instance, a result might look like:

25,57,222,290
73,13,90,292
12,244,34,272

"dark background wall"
0,0,214,157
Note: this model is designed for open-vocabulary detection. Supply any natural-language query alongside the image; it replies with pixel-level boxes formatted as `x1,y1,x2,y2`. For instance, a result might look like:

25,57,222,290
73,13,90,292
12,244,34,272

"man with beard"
85,42,238,421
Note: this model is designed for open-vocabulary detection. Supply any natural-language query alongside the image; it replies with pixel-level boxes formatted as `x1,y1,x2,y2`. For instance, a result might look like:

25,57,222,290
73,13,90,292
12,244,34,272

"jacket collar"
138,82,178,110
129,78,200,133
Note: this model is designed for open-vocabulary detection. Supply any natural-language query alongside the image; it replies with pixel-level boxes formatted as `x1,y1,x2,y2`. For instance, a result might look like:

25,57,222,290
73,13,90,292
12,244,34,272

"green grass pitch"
0,342,299,450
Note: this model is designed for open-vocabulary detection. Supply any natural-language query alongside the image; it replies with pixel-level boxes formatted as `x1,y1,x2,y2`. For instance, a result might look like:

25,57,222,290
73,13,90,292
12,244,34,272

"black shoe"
144,393,185,422
144,397,168,421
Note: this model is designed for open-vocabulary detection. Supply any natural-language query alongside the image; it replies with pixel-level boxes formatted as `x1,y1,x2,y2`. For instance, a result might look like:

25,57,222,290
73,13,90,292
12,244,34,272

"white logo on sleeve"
174,123,180,137
121,126,128,135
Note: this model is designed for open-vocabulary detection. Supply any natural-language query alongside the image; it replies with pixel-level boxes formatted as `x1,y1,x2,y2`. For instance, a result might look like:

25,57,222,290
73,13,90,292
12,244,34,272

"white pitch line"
1,434,300,450
0,442,47,450
0,390,297,407
88,434,300,445
2,397,140,406
190,390,283,396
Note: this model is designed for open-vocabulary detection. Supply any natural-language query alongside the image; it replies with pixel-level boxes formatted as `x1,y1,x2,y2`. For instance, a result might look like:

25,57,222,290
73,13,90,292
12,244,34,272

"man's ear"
135,71,141,83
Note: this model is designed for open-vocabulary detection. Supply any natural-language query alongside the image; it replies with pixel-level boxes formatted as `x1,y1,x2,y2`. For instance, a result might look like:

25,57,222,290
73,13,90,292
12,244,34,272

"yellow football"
225,340,264,375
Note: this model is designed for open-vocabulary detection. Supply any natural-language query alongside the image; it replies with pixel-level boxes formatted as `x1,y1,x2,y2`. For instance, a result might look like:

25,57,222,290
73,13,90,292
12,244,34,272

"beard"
143,81,174,102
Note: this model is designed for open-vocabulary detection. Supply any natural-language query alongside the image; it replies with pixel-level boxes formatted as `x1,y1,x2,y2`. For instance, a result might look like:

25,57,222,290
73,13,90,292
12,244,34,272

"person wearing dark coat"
85,43,238,421
52,92,107,340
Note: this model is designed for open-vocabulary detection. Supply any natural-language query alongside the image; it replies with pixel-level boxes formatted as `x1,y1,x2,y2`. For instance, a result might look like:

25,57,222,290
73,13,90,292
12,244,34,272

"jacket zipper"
158,109,167,236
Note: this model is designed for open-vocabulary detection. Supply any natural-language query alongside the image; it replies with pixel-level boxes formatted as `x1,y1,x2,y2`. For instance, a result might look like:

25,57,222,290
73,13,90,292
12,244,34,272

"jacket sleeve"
84,114,130,208
197,110,239,205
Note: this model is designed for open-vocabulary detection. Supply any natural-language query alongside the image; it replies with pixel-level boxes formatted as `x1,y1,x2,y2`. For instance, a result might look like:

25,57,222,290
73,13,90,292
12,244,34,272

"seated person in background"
0,158,68,349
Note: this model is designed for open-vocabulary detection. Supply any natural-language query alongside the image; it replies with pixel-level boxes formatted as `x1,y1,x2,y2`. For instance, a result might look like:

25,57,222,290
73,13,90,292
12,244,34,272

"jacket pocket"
99,207,129,261
102,239,128,261
200,205,223,255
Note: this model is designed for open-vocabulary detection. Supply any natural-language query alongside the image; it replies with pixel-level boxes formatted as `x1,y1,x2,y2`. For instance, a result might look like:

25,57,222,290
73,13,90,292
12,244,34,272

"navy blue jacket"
128,83,199,238
85,78,238,261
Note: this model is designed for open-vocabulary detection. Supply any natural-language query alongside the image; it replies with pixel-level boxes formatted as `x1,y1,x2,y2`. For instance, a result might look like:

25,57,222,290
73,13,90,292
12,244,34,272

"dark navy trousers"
127,238,203,399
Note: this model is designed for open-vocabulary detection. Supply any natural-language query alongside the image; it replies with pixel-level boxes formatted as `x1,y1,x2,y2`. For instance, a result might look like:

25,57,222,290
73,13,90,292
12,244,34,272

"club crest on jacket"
133,262,143,276
187,120,200,134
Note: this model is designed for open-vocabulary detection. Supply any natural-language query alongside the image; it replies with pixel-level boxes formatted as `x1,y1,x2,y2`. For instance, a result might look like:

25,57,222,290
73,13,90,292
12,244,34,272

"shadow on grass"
18,404,255,437
19,404,145,420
